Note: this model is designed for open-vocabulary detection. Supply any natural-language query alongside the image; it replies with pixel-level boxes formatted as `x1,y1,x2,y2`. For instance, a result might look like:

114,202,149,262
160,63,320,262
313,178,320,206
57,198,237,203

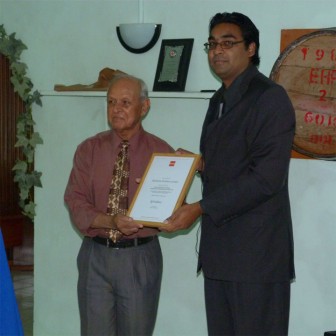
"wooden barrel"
270,29,336,160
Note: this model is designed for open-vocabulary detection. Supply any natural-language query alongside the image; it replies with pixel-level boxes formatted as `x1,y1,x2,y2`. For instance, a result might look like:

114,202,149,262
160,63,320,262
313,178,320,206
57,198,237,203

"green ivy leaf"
31,171,43,188
19,185,30,200
30,132,43,146
26,174,37,189
8,32,27,60
0,25,6,36
16,118,26,133
11,75,31,100
10,61,28,77
15,134,30,147
0,38,11,56
1,24,43,221
32,90,43,107
22,147,35,163
23,201,36,220
17,112,35,127
13,171,26,184
12,160,28,172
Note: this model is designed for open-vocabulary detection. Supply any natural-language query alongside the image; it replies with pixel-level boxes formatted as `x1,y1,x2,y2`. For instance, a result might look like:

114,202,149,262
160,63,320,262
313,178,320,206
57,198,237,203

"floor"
12,270,34,336
10,221,34,336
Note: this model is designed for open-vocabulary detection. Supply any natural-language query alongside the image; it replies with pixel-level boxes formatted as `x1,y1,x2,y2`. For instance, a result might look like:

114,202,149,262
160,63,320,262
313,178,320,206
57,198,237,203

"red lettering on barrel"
310,135,333,144
331,49,336,62
309,68,319,84
309,68,336,85
319,90,327,101
315,49,325,61
301,47,309,61
304,111,336,127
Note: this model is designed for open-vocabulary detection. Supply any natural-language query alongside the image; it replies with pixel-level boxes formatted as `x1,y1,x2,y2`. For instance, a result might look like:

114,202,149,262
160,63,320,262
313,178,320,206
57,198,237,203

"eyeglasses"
204,40,245,52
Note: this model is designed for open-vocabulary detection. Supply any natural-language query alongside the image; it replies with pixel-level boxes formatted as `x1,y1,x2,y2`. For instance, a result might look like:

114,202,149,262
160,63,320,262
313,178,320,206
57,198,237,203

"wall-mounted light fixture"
116,0,161,54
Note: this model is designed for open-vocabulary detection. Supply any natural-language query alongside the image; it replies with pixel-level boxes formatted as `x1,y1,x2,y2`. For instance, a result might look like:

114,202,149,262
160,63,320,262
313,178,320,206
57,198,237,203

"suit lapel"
200,89,223,153
200,66,260,154
224,66,259,115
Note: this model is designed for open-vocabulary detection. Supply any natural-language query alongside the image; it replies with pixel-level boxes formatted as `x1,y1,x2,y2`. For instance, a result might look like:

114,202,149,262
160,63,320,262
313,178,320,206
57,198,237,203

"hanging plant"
0,24,43,221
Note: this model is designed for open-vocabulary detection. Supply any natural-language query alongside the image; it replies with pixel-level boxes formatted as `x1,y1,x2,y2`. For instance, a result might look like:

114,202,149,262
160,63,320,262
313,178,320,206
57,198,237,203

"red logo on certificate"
169,161,176,167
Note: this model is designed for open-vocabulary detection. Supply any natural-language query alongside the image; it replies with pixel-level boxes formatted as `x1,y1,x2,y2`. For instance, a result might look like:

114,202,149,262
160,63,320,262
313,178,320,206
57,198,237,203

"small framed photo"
153,38,194,92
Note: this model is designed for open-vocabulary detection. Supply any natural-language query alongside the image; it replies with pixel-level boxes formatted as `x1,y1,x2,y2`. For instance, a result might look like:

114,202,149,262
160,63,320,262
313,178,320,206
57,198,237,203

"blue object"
0,229,24,336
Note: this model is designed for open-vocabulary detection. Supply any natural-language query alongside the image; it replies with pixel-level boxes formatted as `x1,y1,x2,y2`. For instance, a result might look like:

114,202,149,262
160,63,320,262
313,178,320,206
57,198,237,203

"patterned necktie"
106,140,130,242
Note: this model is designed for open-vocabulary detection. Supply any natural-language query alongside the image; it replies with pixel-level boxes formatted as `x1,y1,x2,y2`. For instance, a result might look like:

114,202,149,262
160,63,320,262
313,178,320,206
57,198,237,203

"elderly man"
64,74,173,336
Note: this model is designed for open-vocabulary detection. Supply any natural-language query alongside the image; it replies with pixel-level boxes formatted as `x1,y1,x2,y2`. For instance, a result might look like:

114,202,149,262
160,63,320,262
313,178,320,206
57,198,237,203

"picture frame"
127,153,200,227
153,38,194,92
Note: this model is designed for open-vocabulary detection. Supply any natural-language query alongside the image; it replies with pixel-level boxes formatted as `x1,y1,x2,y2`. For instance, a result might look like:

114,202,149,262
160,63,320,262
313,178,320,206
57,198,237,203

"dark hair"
209,12,260,66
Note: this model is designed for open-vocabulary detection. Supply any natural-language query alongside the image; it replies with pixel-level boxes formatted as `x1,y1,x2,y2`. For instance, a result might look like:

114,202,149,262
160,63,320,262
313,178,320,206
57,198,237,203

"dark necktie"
106,140,130,242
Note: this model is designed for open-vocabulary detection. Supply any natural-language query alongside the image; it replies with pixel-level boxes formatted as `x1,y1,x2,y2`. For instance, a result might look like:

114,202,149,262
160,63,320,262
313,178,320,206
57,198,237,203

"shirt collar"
111,126,146,153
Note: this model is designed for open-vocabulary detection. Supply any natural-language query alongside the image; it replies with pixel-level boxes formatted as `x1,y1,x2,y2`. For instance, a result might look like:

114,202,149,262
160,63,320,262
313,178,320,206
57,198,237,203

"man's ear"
141,98,151,117
248,42,256,57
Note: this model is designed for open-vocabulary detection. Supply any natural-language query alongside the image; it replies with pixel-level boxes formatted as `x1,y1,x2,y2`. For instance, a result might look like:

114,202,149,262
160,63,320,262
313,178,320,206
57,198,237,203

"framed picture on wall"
153,38,194,92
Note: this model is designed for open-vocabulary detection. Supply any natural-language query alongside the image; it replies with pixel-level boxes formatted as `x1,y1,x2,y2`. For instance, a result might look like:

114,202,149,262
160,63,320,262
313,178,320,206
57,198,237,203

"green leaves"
15,131,43,148
13,164,42,190
30,90,43,107
0,25,27,62
12,161,43,220
1,24,43,221
22,202,37,220
12,160,28,172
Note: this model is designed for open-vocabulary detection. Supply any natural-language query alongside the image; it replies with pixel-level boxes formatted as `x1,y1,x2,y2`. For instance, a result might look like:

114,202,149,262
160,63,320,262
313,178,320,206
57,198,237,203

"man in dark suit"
161,12,296,335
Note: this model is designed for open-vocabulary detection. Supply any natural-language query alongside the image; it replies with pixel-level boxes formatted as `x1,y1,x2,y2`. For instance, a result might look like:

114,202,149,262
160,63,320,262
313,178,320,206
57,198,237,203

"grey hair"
107,73,149,100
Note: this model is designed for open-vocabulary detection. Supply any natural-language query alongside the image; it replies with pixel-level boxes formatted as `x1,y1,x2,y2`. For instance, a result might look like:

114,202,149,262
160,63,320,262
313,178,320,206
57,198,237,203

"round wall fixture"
116,23,161,54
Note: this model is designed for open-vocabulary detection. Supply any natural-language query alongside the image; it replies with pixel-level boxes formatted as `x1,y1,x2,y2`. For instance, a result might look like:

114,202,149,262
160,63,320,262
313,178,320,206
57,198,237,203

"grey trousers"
77,236,162,336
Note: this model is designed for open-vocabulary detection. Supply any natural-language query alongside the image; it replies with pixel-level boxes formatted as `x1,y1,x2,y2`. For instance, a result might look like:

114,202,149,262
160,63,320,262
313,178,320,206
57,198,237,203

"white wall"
2,1,336,335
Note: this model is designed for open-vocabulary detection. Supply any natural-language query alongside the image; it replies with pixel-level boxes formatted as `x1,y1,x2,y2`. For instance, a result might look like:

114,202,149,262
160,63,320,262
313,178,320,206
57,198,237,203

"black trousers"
204,278,291,336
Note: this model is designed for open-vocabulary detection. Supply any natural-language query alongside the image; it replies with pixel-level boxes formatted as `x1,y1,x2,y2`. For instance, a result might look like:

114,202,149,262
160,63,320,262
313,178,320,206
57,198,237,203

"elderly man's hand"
159,202,202,233
113,214,143,236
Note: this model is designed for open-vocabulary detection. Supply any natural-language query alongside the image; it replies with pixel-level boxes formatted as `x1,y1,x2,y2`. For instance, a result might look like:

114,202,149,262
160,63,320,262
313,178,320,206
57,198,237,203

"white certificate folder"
127,153,200,227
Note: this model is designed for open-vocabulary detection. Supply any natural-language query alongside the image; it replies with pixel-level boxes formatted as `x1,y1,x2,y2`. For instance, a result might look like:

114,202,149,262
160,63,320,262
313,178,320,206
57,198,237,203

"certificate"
127,153,200,227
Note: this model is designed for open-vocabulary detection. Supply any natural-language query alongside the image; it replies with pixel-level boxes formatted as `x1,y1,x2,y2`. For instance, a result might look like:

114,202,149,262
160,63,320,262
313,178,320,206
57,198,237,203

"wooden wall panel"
0,53,26,249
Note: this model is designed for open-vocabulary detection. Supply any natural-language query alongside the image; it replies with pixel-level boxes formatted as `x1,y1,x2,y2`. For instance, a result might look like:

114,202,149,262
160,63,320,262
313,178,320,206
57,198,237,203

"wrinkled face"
208,23,256,87
107,78,150,139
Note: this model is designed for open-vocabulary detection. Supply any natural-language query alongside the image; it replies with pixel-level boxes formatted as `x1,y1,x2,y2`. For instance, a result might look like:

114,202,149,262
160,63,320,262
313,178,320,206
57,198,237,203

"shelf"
40,90,214,99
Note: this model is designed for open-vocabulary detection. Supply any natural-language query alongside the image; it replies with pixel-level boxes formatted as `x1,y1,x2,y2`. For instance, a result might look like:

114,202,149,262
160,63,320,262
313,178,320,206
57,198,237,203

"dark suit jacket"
198,65,296,283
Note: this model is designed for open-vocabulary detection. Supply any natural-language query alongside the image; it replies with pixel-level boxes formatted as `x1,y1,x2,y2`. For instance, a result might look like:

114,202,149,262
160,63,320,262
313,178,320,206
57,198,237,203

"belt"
92,235,155,248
